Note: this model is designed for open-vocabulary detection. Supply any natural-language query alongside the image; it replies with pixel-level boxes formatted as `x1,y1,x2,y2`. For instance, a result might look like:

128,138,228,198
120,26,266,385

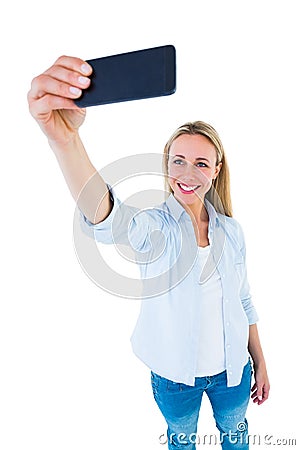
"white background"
1,0,299,449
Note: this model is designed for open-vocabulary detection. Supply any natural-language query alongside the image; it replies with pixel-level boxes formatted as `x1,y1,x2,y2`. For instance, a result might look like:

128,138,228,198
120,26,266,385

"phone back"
75,45,176,108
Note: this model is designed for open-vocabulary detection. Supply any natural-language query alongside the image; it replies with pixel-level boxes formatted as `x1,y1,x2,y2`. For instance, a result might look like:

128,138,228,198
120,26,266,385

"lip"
177,183,200,194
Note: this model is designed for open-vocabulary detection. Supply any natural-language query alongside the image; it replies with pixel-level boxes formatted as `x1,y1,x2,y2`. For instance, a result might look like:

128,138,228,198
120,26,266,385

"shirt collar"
165,193,220,229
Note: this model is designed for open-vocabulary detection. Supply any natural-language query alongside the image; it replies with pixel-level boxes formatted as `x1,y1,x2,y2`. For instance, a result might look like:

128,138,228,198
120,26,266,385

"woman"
28,56,270,450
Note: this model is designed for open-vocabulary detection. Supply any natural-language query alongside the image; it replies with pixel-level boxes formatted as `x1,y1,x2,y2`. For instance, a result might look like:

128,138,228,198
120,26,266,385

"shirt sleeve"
236,222,259,325
80,184,167,253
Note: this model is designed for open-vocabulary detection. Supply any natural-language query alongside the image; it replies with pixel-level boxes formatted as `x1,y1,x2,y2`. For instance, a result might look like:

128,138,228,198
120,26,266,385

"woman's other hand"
251,364,270,405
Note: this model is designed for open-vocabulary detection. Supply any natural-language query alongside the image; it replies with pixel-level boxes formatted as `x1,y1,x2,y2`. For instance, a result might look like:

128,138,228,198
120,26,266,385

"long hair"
162,121,233,217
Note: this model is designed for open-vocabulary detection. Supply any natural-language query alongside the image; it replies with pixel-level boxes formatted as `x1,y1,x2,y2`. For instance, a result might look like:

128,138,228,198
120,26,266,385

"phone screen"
75,45,176,108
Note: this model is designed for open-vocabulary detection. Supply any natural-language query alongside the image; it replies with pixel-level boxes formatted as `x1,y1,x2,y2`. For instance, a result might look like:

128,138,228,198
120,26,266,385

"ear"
214,162,222,179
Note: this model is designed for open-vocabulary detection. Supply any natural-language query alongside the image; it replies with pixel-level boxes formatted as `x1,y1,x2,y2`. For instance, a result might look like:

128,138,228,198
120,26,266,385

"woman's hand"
27,55,93,145
251,364,270,405
248,324,270,405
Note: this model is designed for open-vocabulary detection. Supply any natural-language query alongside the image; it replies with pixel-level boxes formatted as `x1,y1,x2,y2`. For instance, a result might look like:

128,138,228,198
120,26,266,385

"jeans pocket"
167,379,182,392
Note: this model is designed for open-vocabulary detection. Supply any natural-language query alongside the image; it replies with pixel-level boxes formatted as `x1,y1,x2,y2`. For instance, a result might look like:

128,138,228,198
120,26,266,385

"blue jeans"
151,360,252,450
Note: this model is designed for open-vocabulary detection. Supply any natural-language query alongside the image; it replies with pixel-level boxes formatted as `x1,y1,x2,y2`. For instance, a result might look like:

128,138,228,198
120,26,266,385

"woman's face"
167,134,222,206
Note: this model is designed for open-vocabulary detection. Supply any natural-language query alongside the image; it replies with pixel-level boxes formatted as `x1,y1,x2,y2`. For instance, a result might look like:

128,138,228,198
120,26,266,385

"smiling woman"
28,55,270,450
77,121,270,449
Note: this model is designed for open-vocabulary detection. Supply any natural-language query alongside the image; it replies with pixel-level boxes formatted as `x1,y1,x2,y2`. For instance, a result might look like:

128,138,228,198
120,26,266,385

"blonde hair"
163,121,233,217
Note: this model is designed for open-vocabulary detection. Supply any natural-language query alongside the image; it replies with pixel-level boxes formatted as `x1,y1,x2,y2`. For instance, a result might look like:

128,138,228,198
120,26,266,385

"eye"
196,162,208,168
173,159,185,165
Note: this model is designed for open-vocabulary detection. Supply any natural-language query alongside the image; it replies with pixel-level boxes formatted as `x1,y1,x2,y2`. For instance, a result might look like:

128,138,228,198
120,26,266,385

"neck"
175,194,208,223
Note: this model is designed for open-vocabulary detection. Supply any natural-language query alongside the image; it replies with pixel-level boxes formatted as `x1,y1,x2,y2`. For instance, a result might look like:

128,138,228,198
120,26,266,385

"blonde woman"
28,56,270,450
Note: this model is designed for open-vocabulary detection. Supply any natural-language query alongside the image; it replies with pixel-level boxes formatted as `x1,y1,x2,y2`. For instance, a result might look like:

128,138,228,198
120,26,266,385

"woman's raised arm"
27,55,112,224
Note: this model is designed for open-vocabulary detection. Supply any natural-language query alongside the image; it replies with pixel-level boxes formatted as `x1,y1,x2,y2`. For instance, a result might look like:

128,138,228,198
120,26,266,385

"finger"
253,385,269,405
53,55,92,76
251,394,259,403
257,385,263,402
30,73,84,101
250,385,259,402
44,65,91,92
262,384,270,401
251,390,257,399
29,55,92,101
29,93,80,118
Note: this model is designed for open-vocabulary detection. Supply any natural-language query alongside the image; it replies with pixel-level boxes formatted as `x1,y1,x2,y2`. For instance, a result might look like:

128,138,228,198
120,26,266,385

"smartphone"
75,45,176,108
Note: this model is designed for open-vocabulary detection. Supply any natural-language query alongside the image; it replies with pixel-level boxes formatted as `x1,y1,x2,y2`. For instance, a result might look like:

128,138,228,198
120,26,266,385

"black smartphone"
75,45,176,108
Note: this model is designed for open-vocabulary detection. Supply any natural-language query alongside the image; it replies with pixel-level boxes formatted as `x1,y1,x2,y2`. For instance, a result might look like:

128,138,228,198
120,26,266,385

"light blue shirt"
81,185,259,387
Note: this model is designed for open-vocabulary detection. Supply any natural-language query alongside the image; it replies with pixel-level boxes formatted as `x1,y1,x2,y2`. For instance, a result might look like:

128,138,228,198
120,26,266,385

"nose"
181,161,198,182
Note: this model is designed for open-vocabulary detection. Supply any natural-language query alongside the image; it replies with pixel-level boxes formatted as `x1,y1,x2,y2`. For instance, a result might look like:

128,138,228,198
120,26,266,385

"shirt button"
229,371,233,375
226,322,230,326
227,344,231,349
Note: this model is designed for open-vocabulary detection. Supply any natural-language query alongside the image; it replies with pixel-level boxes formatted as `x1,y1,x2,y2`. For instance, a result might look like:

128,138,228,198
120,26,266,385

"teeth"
178,183,199,191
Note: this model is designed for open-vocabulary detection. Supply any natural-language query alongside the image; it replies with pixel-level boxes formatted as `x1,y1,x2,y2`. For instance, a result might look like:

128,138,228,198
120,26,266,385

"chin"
174,189,203,205
177,194,199,204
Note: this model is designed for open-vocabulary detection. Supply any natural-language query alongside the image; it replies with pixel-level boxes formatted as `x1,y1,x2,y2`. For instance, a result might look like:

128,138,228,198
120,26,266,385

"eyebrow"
172,154,210,162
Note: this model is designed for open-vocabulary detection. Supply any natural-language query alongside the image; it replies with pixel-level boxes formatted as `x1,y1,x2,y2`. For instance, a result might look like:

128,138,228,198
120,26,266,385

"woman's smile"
177,182,201,194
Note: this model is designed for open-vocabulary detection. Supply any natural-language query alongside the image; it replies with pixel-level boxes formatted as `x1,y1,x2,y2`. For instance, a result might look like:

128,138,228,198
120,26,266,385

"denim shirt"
81,186,259,387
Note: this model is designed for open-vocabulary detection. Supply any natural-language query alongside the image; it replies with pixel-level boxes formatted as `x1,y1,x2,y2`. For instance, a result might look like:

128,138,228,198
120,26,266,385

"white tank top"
195,245,226,377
